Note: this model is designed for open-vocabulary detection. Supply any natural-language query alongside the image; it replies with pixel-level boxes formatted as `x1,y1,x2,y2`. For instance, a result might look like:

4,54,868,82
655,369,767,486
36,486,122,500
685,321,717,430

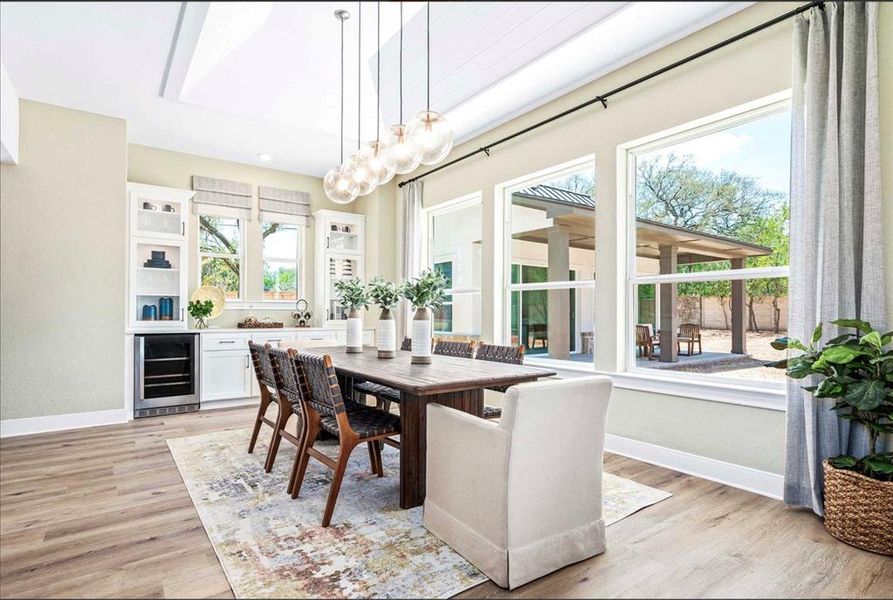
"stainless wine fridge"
134,333,199,418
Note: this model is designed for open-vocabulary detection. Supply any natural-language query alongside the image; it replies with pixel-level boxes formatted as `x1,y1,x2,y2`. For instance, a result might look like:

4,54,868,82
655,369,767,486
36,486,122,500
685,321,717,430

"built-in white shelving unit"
126,183,193,330
313,210,365,327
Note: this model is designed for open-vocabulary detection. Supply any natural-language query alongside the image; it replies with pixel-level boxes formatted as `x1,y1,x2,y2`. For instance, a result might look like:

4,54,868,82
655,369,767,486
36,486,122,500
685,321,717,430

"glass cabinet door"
133,193,186,239
327,255,360,321
326,219,361,252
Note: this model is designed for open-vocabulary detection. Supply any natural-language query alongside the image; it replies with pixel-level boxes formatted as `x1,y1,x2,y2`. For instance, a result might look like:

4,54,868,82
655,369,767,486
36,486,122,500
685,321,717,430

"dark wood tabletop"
304,346,557,396
303,345,557,508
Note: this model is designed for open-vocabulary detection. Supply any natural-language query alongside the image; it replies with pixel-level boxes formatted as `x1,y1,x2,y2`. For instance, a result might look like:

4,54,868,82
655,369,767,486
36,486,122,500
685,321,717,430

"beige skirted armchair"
422,376,613,589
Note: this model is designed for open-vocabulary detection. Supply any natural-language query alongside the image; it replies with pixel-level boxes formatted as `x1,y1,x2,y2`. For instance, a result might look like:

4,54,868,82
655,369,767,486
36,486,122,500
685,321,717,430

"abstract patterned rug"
168,428,671,599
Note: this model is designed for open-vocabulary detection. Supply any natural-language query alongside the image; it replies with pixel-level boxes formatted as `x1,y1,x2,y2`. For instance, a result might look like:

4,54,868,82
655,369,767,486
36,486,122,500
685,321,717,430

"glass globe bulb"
383,124,422,175
347,150,378,197
364,140,395,186
324,165,358,204
408,110,453,165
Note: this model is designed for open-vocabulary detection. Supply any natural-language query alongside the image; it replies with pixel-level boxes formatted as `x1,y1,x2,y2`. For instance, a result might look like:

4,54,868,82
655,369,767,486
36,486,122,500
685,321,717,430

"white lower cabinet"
201,348,252,401
199,328,375,406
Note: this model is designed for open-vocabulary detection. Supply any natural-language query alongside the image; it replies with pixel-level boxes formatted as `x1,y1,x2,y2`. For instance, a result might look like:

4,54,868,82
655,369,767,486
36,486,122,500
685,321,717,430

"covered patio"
512,185,773,363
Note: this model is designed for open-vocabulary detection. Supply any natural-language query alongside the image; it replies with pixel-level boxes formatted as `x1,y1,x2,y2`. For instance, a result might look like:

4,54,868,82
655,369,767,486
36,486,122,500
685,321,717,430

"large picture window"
199,215,243,299
262,221,301,300
426,195,482,340
505,161,596,363
626,96,791,384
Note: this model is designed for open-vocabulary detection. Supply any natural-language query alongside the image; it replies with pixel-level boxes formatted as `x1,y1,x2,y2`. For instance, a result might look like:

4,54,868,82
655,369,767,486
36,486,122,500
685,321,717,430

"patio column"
547,224,570,360
731,257,747,354
659,244,678,362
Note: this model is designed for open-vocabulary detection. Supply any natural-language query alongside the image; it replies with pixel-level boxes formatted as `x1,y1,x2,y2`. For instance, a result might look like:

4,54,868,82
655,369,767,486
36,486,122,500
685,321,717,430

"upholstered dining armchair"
423,376,612,589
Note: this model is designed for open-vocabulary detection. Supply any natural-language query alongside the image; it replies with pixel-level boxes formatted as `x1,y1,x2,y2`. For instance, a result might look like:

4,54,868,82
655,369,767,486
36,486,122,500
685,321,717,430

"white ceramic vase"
377,308,396,358
346,308,363,353
411,307,433,364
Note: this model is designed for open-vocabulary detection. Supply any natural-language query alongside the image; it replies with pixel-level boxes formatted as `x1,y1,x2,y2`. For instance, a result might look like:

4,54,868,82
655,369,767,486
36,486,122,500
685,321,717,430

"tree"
548,172,594,196
637,153,788,331
200,217,285,297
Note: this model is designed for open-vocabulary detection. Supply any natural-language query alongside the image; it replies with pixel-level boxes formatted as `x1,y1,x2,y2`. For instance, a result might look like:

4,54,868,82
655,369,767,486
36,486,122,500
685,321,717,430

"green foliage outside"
637,154,790,332
770,320,893,481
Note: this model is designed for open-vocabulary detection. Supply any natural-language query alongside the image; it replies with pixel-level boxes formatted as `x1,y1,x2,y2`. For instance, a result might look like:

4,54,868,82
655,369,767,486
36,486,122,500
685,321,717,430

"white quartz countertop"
126,326,374,334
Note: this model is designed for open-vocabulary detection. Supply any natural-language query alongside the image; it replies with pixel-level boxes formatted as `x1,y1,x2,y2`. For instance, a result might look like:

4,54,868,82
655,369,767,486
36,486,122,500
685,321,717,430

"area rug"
168,428,671,599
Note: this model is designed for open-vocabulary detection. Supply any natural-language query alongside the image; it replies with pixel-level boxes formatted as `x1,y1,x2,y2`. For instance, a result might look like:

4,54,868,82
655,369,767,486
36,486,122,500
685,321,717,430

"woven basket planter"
822,460,893,556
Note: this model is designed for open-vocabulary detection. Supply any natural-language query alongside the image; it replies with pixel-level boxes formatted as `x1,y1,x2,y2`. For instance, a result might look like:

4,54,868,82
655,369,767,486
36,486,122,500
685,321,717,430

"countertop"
126,325,375,334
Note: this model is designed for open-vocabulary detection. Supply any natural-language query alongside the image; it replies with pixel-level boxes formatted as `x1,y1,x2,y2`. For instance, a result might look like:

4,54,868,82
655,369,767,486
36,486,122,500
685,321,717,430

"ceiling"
0,1,750,177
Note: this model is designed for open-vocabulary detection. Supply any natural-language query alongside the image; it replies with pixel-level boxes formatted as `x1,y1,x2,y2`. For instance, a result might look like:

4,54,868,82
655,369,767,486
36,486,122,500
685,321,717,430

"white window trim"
499,154,597,350
424,193,484,338
198,214,245,302
615,90,792,405
260,221,304,306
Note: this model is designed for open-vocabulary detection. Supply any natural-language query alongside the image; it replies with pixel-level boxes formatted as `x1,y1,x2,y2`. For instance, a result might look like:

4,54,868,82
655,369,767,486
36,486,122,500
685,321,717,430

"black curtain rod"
398,0,823,188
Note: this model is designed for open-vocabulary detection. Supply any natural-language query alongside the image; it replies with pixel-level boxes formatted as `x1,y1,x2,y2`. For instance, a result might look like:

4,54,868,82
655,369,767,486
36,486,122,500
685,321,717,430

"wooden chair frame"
677,323,703,356
289,350,398,527
247,342,298,472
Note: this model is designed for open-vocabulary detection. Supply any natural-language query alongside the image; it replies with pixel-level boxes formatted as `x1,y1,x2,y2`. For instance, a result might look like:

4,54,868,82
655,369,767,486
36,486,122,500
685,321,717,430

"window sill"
223,300,297,310
525,357,786,412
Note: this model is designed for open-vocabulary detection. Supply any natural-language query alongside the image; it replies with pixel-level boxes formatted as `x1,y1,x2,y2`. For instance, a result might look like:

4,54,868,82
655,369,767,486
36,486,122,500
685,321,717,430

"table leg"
398,388,483,509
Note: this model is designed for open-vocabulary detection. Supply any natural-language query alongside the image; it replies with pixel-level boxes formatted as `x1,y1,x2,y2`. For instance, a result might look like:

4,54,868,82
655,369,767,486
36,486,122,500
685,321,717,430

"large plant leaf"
828,455,858,470
832,319,873,333
827,333,856,345
770,337,789,351
843,380,887,410
862,455,893,480
821,345,864,364
812,322,823,343
788,361,819,379
814,379,844,398
860,331,883,349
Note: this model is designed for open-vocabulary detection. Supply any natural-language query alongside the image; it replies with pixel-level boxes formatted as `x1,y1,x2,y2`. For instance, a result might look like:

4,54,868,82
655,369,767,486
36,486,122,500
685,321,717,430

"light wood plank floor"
1,407,889,599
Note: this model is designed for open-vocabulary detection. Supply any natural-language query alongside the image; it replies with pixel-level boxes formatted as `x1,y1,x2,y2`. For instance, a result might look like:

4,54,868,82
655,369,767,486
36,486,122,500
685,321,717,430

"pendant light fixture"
324,9,359,204
362,1,395,187
383,1,423,175
345,2,377,197
408,1,453,165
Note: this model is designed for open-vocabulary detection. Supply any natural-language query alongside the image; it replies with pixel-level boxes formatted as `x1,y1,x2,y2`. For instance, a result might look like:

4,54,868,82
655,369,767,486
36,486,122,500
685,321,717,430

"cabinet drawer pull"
218,340,236,344
267,338,282,342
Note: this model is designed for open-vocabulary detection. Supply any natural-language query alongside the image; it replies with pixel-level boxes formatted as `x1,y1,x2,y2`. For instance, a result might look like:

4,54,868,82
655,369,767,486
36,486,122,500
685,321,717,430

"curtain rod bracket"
482,147,491,157
597,96,608,109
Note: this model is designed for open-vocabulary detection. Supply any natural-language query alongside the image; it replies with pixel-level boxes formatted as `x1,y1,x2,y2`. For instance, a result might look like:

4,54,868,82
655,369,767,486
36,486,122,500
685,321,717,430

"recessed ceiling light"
257,153,272,162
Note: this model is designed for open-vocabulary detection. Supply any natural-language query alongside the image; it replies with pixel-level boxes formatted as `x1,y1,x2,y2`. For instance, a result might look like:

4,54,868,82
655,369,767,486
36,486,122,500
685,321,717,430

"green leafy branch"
769,319,893,481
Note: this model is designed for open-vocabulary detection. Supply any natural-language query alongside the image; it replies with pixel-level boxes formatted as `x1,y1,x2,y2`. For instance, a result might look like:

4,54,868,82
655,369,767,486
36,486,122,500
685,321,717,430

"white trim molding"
0,409,129,439
605,433,784,500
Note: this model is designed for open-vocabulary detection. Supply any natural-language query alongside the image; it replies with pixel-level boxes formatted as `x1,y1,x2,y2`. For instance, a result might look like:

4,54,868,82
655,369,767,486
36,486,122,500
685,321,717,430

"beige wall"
127,144,366,328
360,2,893,475
1,101,126,420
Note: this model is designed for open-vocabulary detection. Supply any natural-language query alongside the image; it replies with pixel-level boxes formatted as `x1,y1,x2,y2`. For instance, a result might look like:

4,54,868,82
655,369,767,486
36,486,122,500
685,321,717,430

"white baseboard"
199,397,259,411
605,433,783,500
0,408,129,438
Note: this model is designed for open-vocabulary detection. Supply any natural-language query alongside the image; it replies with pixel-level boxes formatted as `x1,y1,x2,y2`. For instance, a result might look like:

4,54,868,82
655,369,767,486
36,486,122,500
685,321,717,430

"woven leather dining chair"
290,350,401,526
474,343,526,420
352,337,412,412
433,340,475,358
266,346,311,494
247,341,295,472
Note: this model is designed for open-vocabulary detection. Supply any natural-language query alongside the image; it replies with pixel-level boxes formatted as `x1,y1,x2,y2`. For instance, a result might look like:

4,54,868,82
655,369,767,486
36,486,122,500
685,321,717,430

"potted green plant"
333,277,368,353
770,319,892,555
402,268,448,364
188,299,214,329
367,277,403,358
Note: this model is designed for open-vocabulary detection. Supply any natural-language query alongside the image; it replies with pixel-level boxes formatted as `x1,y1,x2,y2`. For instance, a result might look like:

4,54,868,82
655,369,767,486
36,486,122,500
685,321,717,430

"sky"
638,109,792,194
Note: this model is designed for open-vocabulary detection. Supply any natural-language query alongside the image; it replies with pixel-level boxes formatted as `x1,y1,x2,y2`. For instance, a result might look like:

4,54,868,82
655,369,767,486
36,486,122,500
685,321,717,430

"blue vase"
142,304,157,321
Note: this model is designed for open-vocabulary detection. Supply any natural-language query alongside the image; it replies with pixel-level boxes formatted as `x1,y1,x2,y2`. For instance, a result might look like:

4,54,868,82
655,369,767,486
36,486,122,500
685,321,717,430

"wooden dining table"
306,346,557,509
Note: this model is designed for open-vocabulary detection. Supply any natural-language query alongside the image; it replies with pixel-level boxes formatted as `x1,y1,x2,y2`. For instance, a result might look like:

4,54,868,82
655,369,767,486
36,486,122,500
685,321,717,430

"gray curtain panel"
399,181,424,341
785,2,886,515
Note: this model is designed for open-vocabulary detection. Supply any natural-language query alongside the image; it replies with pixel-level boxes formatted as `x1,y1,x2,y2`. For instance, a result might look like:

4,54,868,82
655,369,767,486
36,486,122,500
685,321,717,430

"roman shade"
258,185,311,226
192,175,252,219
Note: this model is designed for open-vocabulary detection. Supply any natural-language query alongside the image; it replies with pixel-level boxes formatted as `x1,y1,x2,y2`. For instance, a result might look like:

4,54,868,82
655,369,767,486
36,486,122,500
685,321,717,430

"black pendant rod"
398,0,823,188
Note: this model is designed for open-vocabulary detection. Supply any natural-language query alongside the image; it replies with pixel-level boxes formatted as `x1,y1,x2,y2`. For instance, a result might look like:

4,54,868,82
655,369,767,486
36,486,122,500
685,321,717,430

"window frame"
260,220,304,305
618,91,792,402
197,213,245,302
500,155,597,364
423,193,483,339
